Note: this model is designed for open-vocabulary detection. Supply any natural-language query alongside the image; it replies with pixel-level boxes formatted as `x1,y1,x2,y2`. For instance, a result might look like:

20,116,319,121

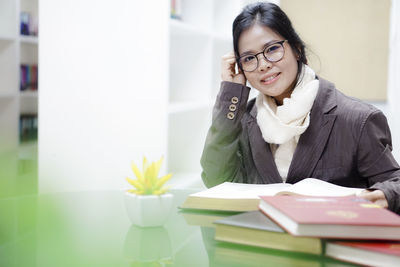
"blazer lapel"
286,78,338,184
247,104,282,184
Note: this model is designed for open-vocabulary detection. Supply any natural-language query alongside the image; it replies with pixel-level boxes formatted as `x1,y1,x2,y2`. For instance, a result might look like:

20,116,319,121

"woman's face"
238,24,298,104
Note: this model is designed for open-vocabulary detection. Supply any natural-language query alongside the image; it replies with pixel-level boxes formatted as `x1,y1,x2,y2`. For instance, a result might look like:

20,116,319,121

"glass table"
0,189,356,266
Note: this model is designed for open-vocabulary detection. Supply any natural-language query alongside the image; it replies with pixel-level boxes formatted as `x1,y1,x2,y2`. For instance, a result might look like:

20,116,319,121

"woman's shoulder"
318,77,381,118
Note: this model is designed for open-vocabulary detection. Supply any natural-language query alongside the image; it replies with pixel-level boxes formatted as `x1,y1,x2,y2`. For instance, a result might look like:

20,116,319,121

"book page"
191,182,291,199
276,178,364,197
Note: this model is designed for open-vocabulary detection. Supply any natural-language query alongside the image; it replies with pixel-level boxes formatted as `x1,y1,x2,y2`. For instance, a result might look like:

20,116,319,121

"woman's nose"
258,56,272,71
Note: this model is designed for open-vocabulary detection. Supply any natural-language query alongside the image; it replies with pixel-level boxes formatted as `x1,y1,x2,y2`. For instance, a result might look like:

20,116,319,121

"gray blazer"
201,78,400,213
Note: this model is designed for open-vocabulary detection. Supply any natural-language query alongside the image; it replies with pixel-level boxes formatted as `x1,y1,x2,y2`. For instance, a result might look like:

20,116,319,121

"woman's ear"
296,48,301,61
294,44,302,61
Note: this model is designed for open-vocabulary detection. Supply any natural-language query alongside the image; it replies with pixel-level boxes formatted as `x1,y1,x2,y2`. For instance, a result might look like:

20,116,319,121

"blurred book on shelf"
19,114,38,143
20,12,30,35
170,0,182,20
20,12,38,36
20,64,38,91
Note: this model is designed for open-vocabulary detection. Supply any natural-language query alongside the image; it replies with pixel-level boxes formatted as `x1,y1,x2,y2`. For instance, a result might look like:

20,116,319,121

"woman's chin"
257,87,284,98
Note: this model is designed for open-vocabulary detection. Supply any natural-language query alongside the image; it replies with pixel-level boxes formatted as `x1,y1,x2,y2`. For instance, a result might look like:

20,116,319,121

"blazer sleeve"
200,81,251,188
356,110,400,213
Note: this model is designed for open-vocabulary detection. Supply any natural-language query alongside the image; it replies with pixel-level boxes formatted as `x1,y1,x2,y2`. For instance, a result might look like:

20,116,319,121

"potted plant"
124,156,173,227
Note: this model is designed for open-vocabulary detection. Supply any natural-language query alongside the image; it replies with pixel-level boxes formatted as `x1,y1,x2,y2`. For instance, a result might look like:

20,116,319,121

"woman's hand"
358,189,389,209
221,51,246,85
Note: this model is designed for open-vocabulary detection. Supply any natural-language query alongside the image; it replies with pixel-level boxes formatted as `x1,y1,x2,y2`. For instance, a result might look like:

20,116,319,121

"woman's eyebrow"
239,40,280,57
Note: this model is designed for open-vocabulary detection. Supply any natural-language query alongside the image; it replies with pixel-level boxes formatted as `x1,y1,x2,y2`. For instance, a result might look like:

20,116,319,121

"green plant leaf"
126,177,144,191
131,162,144,183
154,156,163,178
154,173,172,190
127,156,173,195
142,156,149,174
127,189,143,195
153,186,170,195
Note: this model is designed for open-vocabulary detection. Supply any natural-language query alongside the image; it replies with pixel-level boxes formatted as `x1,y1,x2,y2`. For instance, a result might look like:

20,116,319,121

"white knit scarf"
255,64,319,181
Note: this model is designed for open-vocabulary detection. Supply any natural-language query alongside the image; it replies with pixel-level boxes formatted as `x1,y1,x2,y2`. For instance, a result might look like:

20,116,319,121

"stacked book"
180,179,400,266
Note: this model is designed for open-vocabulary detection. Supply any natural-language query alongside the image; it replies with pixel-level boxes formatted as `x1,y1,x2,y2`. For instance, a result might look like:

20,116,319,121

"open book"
180,178,364,212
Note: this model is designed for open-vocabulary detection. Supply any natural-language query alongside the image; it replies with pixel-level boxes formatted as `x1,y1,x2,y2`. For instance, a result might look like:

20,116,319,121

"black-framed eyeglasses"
238,40,287,72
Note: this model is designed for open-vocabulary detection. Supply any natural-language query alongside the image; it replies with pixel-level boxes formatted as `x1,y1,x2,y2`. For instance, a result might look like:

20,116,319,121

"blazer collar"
286,77,337,183
246,77,338,184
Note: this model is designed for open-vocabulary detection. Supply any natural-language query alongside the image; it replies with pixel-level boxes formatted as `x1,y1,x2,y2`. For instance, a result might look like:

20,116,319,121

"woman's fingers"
221,51,246,85
358,190,389,208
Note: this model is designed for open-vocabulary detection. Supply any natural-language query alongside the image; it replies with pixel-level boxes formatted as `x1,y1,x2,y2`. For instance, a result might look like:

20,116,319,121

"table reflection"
124,225,172,266
0,190,356,267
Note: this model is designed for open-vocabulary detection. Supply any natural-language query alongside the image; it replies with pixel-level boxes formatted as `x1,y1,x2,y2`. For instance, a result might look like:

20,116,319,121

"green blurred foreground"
0,148,355,266
0,144,38,198
0,187,357,267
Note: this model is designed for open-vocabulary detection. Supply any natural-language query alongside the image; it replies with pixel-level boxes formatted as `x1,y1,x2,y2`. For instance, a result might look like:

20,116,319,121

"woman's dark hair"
233,2,307,83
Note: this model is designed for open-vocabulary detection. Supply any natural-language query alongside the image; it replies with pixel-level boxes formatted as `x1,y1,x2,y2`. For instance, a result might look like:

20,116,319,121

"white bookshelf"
168,101,213,114
0,0,38,195
19,35,38,44
37,0,251,192
0,0,18,155
166,0,246,187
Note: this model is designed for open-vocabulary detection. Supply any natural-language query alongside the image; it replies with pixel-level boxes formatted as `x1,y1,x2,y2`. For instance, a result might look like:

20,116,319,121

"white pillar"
387,0,400,159
39,0,169,192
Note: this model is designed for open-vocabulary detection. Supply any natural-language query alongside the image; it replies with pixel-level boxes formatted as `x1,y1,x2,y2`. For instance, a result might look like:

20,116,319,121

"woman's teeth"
263,73,279,82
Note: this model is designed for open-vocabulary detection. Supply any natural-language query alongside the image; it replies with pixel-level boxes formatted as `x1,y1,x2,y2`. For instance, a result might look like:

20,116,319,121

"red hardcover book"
326,241,400,267
258,195,400,240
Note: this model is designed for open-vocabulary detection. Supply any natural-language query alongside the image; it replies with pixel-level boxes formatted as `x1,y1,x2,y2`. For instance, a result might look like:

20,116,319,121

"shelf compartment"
175,0,214,32
212,0,242,36
168,100,213,114
0,97,19,153
19,92,38,114
0,41,18,96
0,0,18,39
19,35,38,45
20,42,38,64
170,19,211,37
19,90,38,98
167,107,212,174
169,32,212,103
211,38,233,100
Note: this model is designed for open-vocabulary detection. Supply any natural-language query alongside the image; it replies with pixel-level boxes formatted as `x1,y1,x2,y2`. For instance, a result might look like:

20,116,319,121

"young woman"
200,2,400,213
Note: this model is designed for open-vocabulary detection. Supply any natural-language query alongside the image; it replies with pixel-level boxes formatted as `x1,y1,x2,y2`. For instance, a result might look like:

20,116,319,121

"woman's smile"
261,72,281,85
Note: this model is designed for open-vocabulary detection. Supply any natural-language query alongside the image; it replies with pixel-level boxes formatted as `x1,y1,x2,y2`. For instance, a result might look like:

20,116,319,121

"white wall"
39,0,169,193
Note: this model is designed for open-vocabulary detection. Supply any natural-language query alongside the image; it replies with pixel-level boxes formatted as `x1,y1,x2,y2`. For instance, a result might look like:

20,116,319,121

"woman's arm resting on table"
200,81,250,188
357,110,400,213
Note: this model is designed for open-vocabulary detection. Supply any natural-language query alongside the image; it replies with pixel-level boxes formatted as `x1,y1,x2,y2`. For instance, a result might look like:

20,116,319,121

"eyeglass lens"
239,42,285,72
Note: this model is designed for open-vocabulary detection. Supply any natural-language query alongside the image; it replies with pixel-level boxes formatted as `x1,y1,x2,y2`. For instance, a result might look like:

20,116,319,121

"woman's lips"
261,72,280,85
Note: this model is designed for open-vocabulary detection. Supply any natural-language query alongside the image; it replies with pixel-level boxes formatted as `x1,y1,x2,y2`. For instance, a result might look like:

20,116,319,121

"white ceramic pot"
124,192,174,227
